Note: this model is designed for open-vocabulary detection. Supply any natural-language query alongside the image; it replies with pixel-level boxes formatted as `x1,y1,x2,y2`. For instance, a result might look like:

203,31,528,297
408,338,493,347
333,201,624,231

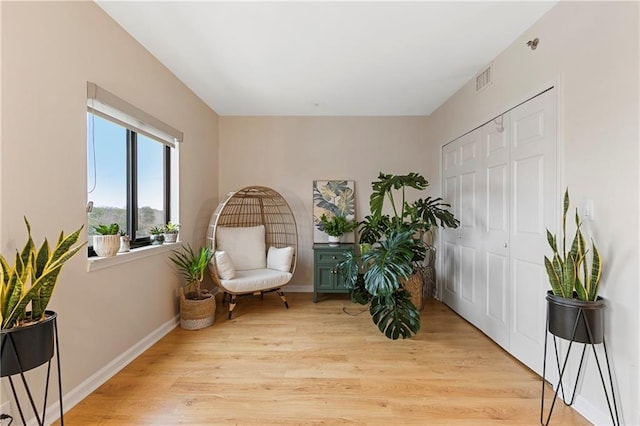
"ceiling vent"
475,64,493,93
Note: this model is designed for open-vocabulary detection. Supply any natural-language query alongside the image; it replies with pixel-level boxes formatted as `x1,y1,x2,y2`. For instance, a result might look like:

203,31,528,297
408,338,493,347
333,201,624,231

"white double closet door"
441,88,557,375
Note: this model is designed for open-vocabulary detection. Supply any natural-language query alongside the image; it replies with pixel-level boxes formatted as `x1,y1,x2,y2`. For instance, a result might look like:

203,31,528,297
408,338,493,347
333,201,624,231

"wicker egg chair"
207,186,298,318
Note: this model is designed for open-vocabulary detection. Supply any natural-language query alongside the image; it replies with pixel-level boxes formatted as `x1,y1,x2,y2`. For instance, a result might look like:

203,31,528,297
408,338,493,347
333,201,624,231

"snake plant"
0,218,85,329
544,189,602,301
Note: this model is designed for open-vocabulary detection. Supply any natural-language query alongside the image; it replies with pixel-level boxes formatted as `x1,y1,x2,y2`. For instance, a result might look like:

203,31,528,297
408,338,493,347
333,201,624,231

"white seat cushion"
219,269,292,293
216,225,266,270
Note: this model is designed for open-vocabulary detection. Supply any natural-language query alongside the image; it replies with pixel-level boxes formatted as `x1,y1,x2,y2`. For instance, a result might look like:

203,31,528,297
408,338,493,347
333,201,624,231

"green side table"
313,243,354,302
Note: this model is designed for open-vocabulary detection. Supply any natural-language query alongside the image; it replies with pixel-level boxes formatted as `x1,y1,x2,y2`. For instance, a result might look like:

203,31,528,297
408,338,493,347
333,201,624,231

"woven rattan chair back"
207,186,298,275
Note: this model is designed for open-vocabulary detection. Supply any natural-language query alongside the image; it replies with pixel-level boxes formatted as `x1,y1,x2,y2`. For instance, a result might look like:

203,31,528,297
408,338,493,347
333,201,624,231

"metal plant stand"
0,316,64,426
540,304,619,426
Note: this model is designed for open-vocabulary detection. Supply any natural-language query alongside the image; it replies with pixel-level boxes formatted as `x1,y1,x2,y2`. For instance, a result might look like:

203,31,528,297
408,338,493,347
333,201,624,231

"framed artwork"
312,180,356,243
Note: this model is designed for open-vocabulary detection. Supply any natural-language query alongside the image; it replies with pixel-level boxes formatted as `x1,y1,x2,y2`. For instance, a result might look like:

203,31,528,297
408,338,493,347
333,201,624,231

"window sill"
87,242,180,272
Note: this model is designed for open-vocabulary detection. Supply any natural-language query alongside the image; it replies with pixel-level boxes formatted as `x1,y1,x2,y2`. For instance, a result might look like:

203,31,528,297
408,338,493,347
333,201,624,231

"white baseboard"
573,395,617,426
27,314,179,426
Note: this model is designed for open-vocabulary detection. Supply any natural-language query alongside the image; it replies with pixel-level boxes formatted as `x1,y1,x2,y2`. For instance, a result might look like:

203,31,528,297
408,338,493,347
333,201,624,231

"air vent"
475,64,492,92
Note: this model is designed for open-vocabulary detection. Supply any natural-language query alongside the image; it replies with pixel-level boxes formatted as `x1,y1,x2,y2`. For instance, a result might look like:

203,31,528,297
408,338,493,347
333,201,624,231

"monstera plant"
341,172,459,339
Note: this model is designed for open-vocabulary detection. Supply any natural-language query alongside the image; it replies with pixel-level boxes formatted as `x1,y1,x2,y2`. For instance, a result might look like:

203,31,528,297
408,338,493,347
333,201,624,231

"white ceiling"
96,1,556,116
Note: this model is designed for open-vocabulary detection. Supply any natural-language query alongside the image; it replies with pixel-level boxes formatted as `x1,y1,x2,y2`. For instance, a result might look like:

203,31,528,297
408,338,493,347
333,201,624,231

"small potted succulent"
318,214,357,246
149,226,165,245
163,222,180,243
93,223,121,257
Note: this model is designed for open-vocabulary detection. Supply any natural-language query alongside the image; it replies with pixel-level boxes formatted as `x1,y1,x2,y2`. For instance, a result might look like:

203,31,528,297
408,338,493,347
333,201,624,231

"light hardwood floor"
59,293,588,425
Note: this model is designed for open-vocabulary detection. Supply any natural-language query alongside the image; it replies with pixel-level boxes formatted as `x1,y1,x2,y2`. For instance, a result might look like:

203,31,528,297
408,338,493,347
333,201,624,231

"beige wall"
1,0,218,415
218,116,432,289
427,2,639,424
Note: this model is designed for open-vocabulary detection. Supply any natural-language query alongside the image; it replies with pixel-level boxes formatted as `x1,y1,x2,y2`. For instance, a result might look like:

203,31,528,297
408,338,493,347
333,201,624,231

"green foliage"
544,189,602,301
163,222,181,233
169,245,214,300
359,172,460,249
370,289,421,340
149,226,164,235
93,223,119,235
339,172,459,340
318,214,357,237
0,218,85,329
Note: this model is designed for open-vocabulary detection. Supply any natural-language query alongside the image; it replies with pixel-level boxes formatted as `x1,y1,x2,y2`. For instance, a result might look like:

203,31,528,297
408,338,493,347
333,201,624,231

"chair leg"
228,295,237,319
275,289,289,309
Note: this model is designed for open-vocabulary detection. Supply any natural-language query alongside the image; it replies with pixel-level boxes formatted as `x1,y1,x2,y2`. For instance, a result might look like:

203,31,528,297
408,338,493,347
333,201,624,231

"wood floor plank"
58,293,589,425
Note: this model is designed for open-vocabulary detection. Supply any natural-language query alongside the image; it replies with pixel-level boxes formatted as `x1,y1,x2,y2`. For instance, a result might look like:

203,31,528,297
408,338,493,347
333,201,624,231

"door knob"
504,243,508,248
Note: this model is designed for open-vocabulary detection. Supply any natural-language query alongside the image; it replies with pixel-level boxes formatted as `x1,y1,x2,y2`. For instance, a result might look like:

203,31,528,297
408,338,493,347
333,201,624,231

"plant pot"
93,235,121,257
402,271,424,311
1,311,56,377
119,236,130,253
164,232,178,243
546,291,605,344
150,234,165,245
179,288,215,330
328,235,341,247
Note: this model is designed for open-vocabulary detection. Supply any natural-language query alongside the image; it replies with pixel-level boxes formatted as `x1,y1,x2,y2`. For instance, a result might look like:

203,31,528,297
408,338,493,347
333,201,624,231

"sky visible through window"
87,114,165,237
87,114,164,210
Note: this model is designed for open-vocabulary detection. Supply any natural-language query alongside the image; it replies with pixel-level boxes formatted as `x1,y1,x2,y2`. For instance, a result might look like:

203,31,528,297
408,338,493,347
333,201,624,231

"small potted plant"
163,222,180,243
93,223,121,257
318,213,357,246
149,226,165,245
169,245,216,330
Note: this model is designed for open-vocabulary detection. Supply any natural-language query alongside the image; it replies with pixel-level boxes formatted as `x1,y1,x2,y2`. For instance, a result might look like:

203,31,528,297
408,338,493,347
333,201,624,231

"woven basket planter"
179,287,215,330
402,272,424,311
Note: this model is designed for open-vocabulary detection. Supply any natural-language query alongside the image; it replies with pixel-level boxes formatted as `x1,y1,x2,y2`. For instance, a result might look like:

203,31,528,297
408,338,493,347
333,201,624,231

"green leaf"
588,241,602,301
544,256,562,296
370,290,420,339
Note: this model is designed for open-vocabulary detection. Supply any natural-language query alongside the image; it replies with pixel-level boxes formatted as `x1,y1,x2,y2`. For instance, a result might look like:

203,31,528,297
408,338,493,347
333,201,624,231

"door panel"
509,89,556,375
440,87,556,377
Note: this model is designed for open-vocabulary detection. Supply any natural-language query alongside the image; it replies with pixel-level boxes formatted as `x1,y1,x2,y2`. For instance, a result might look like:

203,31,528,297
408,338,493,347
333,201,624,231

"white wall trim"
573,395,617,426
26,314,179,426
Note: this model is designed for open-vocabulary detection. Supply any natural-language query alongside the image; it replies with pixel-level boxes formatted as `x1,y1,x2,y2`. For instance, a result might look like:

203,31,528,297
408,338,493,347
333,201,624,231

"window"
86,82,182,255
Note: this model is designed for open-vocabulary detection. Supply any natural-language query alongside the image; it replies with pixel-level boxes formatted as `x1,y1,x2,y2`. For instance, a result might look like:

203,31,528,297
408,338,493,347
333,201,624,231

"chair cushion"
216,225,266,270
214,251,235,280
219,269,292,293
267,246,294,272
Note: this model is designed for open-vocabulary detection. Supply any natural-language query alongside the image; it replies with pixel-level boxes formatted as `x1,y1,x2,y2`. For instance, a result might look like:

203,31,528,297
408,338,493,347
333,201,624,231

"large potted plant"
169,245,216,330
318,214,357,246
93,223,120,257
340,172,459,339
544,189,604,344
0,218,85,376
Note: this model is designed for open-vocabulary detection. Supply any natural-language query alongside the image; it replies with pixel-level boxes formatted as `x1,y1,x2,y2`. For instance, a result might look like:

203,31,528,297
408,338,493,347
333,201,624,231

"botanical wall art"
312,180,355,243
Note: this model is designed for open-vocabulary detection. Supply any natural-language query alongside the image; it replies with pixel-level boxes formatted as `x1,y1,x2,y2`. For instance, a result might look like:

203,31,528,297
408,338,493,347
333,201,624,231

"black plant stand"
540,303,619,426
0,316,64,426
